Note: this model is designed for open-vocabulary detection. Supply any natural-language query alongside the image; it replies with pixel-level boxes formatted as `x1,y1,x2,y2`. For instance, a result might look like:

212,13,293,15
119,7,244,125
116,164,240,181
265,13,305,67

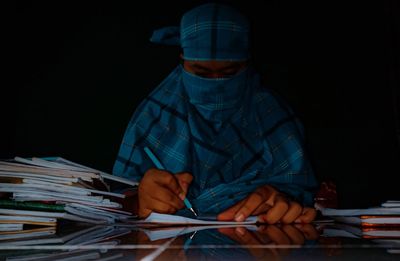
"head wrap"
150,3,250,61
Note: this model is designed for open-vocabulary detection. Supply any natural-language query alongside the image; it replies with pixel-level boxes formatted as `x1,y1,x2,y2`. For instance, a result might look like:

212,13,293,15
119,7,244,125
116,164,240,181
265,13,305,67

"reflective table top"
0,222,399,260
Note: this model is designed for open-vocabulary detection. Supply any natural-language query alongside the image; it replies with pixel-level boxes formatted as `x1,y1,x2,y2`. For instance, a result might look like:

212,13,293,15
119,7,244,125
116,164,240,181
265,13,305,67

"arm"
218,90,318,223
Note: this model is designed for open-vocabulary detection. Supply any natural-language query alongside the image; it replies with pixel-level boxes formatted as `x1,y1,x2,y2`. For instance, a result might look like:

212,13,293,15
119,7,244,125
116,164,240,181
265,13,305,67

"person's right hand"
138,168,193,218
134,230,187,261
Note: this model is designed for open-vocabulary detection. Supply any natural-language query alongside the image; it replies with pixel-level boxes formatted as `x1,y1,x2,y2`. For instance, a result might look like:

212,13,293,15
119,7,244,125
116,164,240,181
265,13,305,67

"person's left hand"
218,223,319,259
217,185,316,224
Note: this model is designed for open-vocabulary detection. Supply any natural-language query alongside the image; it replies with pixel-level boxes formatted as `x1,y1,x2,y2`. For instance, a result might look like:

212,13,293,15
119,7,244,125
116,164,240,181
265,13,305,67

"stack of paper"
0,226,57,242
0,224,132,246
5,250,126,261
317,200,400,239
0,157,137,226
0,224,131,261
321,222,400,239
318,201,400,225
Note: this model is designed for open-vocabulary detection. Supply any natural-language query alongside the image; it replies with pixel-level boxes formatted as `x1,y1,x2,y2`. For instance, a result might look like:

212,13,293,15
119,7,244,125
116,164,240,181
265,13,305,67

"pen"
144,146,198,217
183,230,197,251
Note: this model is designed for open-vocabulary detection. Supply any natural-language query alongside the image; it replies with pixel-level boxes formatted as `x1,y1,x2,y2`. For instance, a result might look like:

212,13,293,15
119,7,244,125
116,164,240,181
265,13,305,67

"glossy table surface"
0,221,399,261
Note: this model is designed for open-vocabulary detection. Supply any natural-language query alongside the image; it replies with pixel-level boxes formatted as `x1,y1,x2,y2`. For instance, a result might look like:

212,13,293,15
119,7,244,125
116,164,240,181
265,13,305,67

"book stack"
0,223,132,246
0,224,133,260
317,200,400,239
0,156,138,232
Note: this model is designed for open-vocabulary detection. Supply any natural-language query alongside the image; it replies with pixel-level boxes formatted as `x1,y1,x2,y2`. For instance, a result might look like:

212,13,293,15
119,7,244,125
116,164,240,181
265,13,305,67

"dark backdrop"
4,0,400,208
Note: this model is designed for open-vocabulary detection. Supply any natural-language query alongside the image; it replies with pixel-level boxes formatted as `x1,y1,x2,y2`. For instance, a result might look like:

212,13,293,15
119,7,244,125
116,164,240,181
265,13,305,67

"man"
113,3,318,224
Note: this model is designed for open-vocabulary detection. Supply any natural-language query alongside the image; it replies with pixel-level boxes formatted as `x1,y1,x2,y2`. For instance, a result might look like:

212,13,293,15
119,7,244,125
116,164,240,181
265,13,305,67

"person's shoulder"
251,85,300,127
253,85,286,109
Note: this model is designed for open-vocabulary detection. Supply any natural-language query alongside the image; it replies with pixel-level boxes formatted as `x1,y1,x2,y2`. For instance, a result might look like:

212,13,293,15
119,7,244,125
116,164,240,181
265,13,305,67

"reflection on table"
0,221,399,260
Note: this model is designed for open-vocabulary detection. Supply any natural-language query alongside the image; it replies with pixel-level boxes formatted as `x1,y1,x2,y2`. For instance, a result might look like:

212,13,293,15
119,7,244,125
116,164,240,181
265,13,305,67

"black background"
4,0,400,208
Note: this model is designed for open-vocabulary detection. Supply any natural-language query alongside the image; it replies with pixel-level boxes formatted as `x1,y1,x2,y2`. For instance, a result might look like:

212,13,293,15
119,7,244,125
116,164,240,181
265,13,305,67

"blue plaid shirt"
113,65,317,215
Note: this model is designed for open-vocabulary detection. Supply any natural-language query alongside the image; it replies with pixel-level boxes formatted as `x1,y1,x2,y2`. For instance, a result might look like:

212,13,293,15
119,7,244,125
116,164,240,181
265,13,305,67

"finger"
259,196,289,224
144,196,178,214
251,185,279,216
280,201,303,224
258,225,289,245
175,172,193,195
295,207,317,224
234,191,266,222
218,227,248,244
138,207,152,218
234,227,269,258
263,225,291,256
217,227,237,237
253,202,272,216
281,225,305,245
217,199,246,221
294,223,319,240
147,186,184,209
152,170,184,197
234,227,260,244
255,225,273,244
264,185,279,206
218,185,275,221
219,227,269,259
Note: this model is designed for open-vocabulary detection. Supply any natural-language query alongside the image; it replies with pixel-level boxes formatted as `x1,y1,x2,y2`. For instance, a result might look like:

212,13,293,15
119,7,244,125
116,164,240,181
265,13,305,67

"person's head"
151,3,251,79
181,3,250,78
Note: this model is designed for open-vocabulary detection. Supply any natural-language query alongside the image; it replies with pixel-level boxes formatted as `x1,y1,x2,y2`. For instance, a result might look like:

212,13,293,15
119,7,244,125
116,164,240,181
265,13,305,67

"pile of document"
0,223,131,245
0,224,133,260
0,156,137,235
317,200,400,239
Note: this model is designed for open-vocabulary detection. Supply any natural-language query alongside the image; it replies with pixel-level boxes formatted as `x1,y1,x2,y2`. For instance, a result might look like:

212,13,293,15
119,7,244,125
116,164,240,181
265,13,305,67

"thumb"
175,172,193,195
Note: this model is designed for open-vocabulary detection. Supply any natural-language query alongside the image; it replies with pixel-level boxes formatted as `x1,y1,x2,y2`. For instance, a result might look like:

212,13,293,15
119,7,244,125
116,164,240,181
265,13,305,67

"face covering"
181,65,249,116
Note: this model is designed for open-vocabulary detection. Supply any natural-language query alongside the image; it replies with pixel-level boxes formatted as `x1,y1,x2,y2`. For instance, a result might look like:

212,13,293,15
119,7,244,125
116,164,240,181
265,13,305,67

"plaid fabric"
150,3,250,61
180,3,250,61
113,66,317,215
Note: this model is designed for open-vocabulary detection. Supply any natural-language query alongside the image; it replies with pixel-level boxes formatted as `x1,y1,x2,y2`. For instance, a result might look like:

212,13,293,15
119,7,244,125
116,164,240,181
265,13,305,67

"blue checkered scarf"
113,65,317,215
150,3,250,61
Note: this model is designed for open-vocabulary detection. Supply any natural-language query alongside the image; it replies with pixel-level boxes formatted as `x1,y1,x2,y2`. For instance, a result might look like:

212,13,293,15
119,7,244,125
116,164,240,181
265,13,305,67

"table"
0,222,399,260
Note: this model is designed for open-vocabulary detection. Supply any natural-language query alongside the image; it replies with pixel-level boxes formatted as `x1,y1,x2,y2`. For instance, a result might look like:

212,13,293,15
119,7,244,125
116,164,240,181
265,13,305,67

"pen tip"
190,208,198,217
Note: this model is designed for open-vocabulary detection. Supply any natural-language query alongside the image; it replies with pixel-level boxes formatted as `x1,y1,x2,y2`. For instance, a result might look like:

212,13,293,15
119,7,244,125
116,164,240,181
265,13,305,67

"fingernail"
234,213,245,222
295,218,301,223
178,193,185,201
236,227,245,236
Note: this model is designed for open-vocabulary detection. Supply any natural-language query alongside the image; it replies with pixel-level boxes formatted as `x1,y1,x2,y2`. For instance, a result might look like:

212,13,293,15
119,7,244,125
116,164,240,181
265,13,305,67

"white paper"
140,224,258,241
137,212,258,225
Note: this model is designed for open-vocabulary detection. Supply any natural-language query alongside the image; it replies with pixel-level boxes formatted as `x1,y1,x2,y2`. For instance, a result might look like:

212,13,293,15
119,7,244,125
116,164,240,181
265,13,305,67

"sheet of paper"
140,224,258,241
137,212,258,225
